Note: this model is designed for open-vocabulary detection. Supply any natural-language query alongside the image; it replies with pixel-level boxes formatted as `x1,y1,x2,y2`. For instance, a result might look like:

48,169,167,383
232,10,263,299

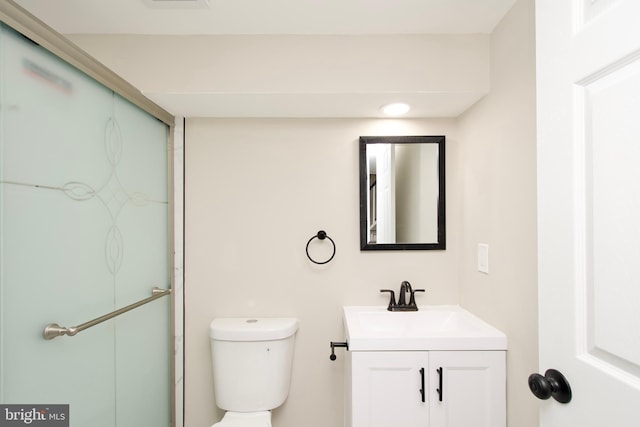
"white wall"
67,34,489,118
67,2,539,425
184,118,461,427
457,0,538,426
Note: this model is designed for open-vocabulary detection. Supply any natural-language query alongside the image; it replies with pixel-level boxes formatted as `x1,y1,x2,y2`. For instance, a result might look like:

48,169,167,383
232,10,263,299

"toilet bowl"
209,317,298,427
211,410,271,427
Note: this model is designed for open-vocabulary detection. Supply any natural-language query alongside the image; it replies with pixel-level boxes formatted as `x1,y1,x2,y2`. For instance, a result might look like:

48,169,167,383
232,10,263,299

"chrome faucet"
380,281,425,311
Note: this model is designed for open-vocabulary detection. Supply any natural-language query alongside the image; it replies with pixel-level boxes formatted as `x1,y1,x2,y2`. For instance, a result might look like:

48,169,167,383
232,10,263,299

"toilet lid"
212,411,271,427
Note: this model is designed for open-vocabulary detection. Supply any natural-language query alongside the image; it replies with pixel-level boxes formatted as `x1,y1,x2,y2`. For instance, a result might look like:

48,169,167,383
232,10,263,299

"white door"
376,144,396,244
536,0,640,425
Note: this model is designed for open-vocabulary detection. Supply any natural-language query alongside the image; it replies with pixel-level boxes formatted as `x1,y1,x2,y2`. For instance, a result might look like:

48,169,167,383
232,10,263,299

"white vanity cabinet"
342,305,508,427
345,350,506,427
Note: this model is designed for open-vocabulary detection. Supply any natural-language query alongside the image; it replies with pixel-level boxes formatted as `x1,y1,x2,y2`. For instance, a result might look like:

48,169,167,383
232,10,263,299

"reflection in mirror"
359,136,445,250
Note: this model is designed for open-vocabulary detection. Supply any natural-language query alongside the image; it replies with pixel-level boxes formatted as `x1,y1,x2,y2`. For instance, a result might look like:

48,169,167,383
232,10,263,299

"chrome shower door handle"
43,287,171,340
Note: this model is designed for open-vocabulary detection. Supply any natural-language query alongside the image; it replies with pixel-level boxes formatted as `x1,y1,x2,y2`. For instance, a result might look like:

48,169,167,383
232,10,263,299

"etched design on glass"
62,181,95,201
105,225,124,275
99,118,128,274
97,169,130,220
1,113,166,276
130,192,151,206
96,117,131,224
104,117,123,167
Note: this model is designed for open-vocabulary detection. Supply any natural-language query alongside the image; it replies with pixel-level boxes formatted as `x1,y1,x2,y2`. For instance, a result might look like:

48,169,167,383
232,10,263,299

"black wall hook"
306,230,336,264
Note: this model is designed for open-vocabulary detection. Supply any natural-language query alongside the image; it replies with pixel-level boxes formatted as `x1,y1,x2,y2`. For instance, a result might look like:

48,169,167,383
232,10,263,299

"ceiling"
15,0,516,36
13,0,517,118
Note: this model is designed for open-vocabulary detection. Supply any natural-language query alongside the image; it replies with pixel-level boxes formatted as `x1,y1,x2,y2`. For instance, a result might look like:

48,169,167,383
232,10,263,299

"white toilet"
209,317,299,427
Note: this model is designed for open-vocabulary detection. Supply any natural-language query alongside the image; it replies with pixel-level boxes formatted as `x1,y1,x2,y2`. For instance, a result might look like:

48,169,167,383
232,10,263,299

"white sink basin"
343,305,507,351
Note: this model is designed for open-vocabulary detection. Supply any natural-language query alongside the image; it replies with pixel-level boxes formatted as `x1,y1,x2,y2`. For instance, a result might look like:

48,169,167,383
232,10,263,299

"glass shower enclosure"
0,22,172,426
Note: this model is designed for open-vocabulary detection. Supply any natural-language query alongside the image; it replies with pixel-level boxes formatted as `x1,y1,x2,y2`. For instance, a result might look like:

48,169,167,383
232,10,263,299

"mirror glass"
359,136,445,250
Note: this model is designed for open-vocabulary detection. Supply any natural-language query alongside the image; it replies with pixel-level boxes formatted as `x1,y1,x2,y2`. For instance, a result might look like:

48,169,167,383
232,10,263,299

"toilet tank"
209,317,298,412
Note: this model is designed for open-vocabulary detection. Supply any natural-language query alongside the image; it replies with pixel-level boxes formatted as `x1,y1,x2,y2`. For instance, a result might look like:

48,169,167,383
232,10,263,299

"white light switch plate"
478,243,489,274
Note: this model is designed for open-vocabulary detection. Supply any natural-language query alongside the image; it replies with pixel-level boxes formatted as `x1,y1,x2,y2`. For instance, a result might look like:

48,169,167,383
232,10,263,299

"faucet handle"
380,289,397,311
408,289,425,307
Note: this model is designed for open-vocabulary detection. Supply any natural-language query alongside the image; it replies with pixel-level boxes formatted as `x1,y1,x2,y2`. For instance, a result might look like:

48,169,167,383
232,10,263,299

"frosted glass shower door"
0,24,171,427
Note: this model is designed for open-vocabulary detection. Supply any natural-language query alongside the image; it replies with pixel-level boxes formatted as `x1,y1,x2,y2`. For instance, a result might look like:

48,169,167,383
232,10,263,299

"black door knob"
528,369,572,403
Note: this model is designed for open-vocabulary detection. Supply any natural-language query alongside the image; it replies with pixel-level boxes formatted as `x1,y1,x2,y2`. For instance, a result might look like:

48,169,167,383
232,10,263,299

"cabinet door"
350,351,429,427
428,351,505,427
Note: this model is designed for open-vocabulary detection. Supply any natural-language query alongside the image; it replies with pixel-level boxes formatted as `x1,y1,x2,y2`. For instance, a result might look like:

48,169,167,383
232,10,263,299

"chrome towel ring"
305,230,336,265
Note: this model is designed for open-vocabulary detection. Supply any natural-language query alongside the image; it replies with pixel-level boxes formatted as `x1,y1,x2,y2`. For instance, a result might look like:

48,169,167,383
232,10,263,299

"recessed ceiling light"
380,102,411,117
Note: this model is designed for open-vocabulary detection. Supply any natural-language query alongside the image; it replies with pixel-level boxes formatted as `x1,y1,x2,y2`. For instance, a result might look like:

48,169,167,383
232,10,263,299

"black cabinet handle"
436,367,443,402
419,367,425,402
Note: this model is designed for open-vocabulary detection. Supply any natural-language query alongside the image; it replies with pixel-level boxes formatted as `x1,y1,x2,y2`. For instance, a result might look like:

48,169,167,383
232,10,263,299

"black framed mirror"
359,135,445,250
